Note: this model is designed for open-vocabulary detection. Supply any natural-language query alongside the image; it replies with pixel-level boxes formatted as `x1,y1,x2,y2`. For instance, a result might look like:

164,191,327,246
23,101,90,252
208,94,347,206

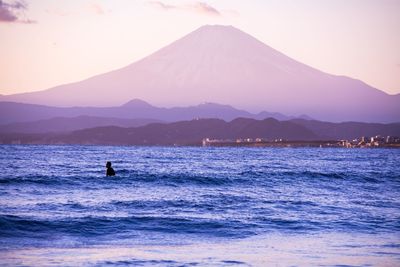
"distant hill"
1,117,399,146
290,119,400,140
0,116,161,134
0,118,317,145
1,25,398,122
0,100,302,126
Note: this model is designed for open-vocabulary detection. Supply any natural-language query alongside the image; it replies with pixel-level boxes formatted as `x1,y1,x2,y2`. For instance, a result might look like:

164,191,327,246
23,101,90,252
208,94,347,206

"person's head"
106,161,112,168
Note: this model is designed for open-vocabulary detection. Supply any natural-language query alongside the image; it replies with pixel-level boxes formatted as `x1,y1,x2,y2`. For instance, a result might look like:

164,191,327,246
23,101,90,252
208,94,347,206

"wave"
0,173,336,189
2,209,397,243
97,259,247,267
108,170,250,187
0,174,88,186
1,168,397,189
0,214,256,240
0,173,247,188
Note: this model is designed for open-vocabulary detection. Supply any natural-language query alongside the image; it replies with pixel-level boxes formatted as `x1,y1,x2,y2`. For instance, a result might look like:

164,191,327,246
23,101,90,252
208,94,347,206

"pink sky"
0,0,399,95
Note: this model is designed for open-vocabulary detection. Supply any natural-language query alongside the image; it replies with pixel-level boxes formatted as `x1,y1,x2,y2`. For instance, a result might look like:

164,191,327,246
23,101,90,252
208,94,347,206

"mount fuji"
1,25,399,122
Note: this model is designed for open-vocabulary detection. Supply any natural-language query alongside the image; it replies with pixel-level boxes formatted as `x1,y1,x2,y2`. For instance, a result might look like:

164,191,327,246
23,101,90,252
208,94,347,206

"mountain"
1,117,399,146
0,118,318,145
290,119,400,140
1,25,399,122
0,116,161,134
0,100,300,126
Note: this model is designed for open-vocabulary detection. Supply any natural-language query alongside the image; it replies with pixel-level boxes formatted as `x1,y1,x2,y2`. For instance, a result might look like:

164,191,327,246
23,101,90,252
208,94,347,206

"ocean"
0,145,399,266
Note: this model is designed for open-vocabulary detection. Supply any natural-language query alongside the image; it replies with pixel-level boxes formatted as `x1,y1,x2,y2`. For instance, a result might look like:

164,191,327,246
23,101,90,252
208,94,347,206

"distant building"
385,136,400,144
339,140,352,148
202,138,210,146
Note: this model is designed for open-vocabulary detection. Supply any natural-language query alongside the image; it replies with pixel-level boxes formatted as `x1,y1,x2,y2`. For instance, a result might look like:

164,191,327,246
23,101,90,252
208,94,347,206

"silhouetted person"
106,161,115,176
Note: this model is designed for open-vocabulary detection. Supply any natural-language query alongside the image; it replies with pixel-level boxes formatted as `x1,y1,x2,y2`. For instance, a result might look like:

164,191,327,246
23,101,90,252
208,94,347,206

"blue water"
0,145,399,266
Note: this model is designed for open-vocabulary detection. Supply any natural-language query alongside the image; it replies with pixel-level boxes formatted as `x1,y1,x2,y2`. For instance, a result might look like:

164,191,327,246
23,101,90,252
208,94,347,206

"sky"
0,0,399,96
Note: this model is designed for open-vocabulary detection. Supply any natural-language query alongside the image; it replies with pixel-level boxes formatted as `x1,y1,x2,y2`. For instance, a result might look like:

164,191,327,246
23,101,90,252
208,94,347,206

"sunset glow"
1,0,399,95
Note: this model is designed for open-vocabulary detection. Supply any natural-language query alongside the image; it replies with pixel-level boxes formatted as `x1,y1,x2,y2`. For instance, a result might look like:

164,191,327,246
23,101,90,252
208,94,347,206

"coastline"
1,232,398,266
1,141,399,148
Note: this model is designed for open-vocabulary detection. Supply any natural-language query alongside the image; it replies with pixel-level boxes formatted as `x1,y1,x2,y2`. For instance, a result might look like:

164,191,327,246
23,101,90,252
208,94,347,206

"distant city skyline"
1,0,399,95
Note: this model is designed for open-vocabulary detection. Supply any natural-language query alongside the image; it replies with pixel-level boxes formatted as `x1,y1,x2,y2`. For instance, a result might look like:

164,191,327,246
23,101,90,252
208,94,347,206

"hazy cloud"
190,2,220,16
149,1,221,16
149,1,176,10
88,3,105,15
0,0,35,23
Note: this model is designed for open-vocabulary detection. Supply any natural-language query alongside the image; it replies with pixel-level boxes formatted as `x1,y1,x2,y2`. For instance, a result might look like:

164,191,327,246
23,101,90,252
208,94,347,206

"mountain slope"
0,116,161,134
0,100,298,126
1,25,399,122
0,118,318,145
2,117,399,146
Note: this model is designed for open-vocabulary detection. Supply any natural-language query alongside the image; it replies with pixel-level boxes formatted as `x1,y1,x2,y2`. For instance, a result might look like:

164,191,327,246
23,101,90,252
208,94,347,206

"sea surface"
0,145,399,266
